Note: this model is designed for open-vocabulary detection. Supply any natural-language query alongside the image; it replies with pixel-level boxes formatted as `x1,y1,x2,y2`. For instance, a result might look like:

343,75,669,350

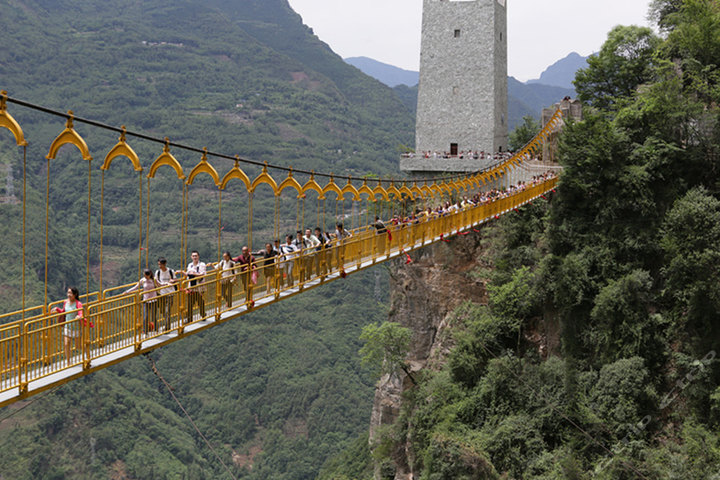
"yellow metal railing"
0,177,557,405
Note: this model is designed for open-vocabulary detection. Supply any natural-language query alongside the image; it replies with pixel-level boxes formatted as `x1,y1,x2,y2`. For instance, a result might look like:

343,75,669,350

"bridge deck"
0,178,556,408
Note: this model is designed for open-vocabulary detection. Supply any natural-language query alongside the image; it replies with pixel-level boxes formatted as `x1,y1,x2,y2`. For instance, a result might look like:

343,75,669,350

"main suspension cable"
4,94,515,183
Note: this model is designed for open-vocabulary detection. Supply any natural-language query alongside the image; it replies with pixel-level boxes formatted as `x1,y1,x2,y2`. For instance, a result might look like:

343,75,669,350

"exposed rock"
369,233,487,479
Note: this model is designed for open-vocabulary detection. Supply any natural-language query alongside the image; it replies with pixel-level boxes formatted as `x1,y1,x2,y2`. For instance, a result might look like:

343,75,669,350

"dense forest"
320,1,720,478
3,0,717,478
0,0,414,311
0,0,409,478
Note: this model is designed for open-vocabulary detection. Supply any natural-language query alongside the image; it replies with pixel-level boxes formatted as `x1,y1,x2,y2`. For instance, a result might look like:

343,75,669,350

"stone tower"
401,0,508,173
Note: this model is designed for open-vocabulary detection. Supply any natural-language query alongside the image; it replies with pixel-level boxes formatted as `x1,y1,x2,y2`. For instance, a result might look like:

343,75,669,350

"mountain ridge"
345,56,420,88
526,51,589,89
342,55,578,130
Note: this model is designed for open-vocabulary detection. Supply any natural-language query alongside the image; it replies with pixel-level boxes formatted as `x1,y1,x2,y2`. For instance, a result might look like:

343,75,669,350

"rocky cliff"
369,234,488,479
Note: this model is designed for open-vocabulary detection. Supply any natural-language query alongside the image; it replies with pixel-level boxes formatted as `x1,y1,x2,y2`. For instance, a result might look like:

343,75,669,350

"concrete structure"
401,0,508,174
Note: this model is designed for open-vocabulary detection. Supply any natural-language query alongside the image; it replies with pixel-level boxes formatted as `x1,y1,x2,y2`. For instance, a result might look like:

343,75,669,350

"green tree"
660,0,720,105
359,321,415,384
649,0,684,32
660,187,720,347
574,25,661,111
508,115,541,151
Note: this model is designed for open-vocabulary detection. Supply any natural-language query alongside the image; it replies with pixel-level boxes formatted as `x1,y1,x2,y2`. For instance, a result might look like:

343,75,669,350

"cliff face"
369,234,487,479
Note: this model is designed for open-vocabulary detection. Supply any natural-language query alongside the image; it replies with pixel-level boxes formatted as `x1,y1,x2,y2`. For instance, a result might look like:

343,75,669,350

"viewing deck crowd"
401,150,518,162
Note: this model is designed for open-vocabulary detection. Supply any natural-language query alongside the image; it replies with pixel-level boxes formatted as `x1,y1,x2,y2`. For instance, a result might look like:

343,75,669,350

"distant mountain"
345,57,575,131
345,56,419,87
392,84,418,115
508,77,575,128
347,56,577,131
527,51,589,90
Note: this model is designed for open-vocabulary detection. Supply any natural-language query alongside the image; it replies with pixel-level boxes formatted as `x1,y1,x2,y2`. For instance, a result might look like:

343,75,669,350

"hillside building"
401,0,508,174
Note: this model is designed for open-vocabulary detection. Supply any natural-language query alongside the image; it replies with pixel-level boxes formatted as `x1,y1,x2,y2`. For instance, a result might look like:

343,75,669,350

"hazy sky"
287,0,654,82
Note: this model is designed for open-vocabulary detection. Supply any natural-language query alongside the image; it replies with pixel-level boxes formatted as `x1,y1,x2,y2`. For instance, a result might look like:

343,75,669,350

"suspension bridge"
0,91,561,408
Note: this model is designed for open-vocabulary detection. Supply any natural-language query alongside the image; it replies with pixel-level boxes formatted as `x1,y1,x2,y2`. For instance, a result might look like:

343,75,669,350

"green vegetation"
0,0,414,307
0,0,409,477
507,115,541,152
327,1,720,477
360,321,414,384
0,268,389,479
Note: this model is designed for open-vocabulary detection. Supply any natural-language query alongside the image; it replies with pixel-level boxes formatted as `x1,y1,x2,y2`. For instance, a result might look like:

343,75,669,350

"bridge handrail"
0,176,558,403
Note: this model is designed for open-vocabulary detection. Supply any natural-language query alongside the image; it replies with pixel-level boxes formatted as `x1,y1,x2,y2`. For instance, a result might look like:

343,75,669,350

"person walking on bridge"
233,246,256,300
303,228,320,281
184,250,207,323
155,257,178,331
124,269,166,334
334,222,352,269
280,234,298,287
218,251,236,309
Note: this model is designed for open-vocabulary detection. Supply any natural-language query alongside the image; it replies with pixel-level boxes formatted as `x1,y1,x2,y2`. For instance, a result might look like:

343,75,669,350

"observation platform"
399,154,497,175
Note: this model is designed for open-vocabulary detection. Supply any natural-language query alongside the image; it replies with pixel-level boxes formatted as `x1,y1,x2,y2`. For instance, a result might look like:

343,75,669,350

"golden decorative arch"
322,176,342,199
357,179,374,200
372,181,389,201
341,178,361,201
0,91,27,146
187,148,220,186
102,127,142,171
46,111,92,161
410,183,423,199
399,183,414,200
386,183,401,200
277,169,303,196
220,157,251,191
300,173,324,199
250,164,278,194
147,138,185,179
420,183,432,198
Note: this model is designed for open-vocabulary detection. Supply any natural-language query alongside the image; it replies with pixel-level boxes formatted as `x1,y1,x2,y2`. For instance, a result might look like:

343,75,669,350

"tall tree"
574,25,661,111
508,115,541,151
359,321,415,384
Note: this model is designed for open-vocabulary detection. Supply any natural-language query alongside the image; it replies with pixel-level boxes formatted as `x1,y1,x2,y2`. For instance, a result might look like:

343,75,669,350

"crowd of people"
111,222,357,335
376,171,557,226
401,150,515,161
54,171,557,350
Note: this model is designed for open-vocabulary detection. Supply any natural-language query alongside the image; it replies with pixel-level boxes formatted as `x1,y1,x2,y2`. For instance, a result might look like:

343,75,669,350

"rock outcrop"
369,234,488,479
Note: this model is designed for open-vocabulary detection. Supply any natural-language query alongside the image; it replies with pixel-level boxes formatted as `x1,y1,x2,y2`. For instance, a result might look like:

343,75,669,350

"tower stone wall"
403,0,508,174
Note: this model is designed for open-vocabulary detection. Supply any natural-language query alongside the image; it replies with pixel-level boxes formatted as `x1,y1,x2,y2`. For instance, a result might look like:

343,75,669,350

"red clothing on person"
233,253,256,271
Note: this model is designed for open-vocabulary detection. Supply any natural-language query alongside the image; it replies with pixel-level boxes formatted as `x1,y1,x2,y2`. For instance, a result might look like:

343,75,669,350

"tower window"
454,29,461,38
450,143,458,156
500,32,503,41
